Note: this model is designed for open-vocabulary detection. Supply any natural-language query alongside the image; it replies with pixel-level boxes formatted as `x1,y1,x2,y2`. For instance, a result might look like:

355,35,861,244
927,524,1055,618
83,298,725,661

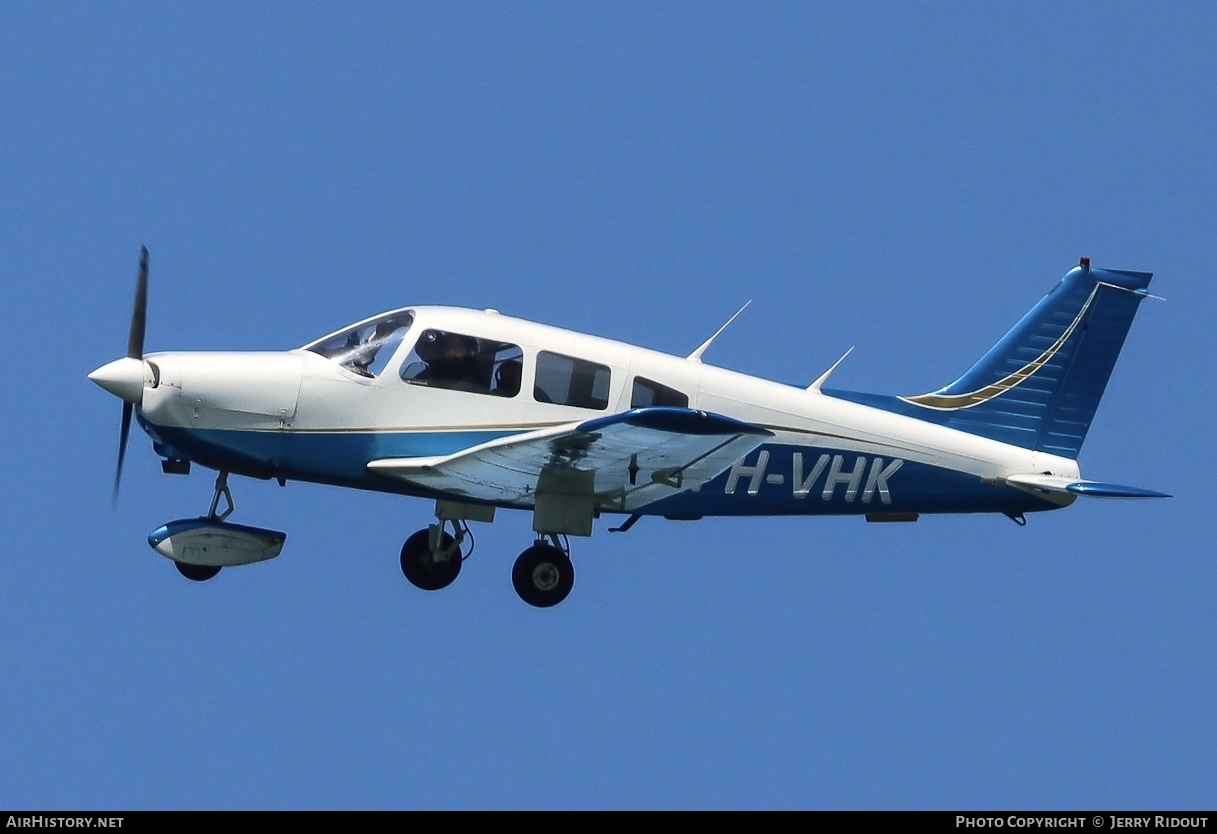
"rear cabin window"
630,377,689,409
400,329,523,397
534,351,611,410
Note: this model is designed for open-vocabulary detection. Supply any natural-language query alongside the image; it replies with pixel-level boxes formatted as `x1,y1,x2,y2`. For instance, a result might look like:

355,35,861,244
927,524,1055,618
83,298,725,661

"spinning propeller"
88,246,150,505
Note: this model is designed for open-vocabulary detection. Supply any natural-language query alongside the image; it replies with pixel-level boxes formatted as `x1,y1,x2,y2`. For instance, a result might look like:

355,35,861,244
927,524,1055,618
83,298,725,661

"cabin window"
534,351,610,409
304,311,414,379
630,377,689,409
400,329,523,397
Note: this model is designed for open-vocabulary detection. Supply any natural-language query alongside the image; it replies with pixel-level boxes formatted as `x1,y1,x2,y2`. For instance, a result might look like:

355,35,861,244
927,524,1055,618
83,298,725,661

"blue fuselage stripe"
142,423,1053,516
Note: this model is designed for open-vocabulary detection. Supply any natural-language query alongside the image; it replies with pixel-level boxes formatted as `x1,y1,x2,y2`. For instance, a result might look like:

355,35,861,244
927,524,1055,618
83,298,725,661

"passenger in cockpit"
494,358,522,397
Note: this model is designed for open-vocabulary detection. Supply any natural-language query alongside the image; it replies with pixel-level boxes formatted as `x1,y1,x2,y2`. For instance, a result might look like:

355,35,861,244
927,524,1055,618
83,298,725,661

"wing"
367,407,773,512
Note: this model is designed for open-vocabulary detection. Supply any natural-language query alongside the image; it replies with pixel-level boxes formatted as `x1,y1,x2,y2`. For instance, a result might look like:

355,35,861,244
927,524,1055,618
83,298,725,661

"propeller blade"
114,246,148,505
127,245,148,359
113,401,133,507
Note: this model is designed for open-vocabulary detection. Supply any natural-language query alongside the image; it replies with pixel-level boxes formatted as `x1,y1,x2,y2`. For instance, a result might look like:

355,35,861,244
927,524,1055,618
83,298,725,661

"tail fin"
827,260,1155,458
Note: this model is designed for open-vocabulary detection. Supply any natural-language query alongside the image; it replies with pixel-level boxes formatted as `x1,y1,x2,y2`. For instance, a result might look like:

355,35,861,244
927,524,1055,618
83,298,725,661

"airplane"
89,250,1170,607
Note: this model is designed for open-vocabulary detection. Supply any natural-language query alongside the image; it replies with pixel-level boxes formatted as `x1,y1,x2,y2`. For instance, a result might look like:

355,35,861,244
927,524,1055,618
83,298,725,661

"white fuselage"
133,306,1078,518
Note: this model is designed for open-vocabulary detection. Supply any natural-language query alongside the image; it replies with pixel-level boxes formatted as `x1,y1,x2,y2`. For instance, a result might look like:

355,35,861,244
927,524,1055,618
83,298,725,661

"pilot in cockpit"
417,331,483,391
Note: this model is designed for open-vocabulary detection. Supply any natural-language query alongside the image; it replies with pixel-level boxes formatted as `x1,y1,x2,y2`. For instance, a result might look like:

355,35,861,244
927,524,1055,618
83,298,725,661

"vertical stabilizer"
826,261,1155,458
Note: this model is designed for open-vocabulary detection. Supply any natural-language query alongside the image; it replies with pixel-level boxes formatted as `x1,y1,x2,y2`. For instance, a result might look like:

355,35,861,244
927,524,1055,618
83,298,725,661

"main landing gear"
511,535,574,608
400,501,577,608
399,519,467,591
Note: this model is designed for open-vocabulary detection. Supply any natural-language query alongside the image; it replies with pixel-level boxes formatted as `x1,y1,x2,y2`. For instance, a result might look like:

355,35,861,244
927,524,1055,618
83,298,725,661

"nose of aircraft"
88,356,146,404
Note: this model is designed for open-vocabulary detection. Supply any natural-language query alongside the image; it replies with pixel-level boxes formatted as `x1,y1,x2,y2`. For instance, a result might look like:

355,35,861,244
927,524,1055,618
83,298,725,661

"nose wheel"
175,561,221,582
512,537,574,608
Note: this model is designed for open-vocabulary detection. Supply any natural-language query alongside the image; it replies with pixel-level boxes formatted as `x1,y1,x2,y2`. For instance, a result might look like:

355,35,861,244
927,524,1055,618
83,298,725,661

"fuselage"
133,305,1074,519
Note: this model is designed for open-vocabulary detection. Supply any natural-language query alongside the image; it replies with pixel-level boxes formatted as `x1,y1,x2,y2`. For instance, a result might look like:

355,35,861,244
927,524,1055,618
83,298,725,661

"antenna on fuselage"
686,300,751,363
807,346,854,391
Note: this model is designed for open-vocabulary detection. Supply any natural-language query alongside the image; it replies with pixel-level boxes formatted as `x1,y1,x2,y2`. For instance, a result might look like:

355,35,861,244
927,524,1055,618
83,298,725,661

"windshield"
303,311,414,378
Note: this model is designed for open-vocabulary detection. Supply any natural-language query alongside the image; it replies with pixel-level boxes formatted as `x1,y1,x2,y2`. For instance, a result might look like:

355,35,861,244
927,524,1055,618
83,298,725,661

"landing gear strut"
206,470,235,522
512,534,574,608
172,471,234,582
400,518,469,591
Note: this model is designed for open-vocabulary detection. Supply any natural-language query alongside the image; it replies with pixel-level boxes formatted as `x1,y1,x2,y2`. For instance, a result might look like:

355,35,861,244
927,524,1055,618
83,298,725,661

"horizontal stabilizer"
368,407,772,512
1004,473,1171,499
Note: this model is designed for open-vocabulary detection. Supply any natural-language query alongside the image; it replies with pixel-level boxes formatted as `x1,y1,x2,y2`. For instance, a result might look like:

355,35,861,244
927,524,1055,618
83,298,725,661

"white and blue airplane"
89,250,1169,607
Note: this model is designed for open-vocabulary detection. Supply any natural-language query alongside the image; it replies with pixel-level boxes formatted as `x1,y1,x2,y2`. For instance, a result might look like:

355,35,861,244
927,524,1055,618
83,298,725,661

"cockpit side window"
401,329,523,397
535,351,610,409
304,312,414,379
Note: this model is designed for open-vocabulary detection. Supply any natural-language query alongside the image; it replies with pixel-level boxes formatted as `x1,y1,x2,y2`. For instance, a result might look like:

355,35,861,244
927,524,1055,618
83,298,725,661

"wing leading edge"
367,407,773,512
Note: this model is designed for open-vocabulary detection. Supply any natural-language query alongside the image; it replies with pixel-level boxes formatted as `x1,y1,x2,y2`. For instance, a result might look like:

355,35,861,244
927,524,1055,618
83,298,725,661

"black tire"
400,528,462,591
512,543,574,608
175,561,221,582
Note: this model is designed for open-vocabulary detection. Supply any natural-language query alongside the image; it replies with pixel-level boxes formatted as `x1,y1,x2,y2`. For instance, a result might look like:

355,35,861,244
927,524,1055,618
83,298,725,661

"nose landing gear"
172,471,234,582
149,471,286,582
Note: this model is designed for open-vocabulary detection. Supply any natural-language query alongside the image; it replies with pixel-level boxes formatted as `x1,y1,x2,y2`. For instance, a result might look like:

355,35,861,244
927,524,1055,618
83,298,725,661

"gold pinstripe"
898,284,1100,411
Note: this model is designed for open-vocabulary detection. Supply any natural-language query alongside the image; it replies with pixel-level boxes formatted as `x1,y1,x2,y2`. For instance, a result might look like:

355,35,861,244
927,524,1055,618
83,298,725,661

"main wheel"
175,561,221,582
400,528,462,591
512,543,574,608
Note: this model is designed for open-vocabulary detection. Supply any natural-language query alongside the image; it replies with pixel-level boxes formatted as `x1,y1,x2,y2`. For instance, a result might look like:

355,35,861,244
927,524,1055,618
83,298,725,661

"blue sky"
2,2,1213,810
